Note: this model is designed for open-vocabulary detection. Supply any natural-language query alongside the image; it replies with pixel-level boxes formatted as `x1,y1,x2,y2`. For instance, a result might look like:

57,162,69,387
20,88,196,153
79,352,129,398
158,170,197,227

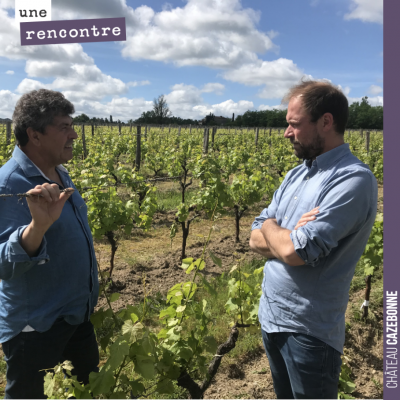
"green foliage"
234,109,288,127
347,97,383,129
225,261,263,326
338,356,356,399
359,213,383,276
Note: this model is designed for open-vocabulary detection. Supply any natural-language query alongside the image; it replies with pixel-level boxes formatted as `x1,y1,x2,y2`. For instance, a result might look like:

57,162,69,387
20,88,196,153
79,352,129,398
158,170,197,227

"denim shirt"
0,146,99,343
252,144,377,354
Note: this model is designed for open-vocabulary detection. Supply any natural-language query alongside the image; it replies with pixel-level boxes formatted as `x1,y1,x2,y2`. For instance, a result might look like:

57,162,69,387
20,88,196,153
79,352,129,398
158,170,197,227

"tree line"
232,97,382,129
73,95,383,129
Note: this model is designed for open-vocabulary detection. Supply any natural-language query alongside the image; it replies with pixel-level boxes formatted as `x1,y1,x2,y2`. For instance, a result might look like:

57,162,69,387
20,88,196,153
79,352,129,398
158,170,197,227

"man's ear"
321,112,334,131
26,127,41,147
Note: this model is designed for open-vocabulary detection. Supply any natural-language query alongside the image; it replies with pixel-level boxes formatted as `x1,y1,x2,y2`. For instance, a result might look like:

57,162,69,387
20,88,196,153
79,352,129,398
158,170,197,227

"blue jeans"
261,330,342,399
2,318,99,399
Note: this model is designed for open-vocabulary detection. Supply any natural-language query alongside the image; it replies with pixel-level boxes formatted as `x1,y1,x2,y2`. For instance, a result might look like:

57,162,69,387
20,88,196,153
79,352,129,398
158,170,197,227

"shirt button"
306,176,309,180
294,196,297,200
285,216,288,219
319,169,322,172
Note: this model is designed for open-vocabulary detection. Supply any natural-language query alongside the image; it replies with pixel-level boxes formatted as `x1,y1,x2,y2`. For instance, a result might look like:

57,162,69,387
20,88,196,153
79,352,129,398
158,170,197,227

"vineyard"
0,124,384,399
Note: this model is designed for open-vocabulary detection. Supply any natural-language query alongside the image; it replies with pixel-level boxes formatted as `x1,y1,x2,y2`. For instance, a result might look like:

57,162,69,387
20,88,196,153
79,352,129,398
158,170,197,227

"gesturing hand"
26,183,74,233
294,207,319,230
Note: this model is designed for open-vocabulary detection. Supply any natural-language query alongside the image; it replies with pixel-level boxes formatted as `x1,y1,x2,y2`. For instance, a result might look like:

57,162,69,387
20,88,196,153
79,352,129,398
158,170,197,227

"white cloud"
121,0,277,68
17,63,130,101
48,0,277,70
73,97,153,121
0,90,21,118
223,58,309,99
127,80,151,87
193,100,253,120
368,84,383,95
51,0,138,24
258,104,286,111
6,70,14,75
201,83,225,95
25,60,73,78
267,30,279,39
338,85,351,96
0,0,14,9
344,0,383,24
16,79,48,94
164,83,252,119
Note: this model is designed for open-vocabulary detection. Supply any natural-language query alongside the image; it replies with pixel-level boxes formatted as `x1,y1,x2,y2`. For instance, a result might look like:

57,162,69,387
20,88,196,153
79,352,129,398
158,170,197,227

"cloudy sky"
0,0,383,121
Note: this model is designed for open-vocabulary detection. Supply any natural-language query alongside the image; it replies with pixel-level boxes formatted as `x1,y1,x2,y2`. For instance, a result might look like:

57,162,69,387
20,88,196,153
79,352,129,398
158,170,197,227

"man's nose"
71,128,78,139
284,127,292,138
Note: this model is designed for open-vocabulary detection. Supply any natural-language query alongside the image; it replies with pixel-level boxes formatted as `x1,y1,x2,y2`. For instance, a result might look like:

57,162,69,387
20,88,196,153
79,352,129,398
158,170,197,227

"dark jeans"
2,319,99,399
261,330,342,399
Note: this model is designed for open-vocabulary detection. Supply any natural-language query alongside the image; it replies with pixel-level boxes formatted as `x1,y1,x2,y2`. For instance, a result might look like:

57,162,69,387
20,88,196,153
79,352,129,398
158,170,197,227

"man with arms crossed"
0,89,99,398
250,80,377,399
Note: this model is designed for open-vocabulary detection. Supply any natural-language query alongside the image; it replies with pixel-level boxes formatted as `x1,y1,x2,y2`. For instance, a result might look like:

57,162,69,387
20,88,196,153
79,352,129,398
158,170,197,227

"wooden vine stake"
361,275,372,320
135,126,141,171
211,126,216,147
255,127,259,148
203,127,209,154
81,124,87,159
6,121,11,145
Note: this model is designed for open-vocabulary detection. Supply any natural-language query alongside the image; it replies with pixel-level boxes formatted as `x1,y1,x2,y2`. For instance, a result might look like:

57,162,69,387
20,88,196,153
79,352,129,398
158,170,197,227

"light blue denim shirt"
0,146,99,343
252,143,377,354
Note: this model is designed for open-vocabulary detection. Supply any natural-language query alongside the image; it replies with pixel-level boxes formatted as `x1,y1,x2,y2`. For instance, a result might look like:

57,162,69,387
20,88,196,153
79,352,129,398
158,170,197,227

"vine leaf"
89,369,115,397
110,293,120,303
122,320,143,342
208,250,222,267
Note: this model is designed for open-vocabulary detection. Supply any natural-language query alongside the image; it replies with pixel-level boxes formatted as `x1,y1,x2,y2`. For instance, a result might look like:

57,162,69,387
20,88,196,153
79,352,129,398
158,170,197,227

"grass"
155,187,197,213
189,258,266,360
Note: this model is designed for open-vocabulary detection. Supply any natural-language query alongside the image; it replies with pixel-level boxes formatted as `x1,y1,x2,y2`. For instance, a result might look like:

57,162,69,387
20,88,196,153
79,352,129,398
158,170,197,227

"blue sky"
0,0,383,121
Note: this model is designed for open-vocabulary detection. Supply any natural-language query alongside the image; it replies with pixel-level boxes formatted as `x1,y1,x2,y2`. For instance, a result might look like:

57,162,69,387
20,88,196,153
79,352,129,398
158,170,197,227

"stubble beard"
291,129,325,160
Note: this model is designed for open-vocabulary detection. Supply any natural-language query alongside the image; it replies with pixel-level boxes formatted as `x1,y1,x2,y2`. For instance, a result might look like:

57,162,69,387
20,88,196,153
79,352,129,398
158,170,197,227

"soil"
93,196,384,400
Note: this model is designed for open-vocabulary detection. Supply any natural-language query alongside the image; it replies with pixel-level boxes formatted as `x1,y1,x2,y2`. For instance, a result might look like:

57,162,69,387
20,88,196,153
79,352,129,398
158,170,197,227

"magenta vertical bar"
384,0,400,399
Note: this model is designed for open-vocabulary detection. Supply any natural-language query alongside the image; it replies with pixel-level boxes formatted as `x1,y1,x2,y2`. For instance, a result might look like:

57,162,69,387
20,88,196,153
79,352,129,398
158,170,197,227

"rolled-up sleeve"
0,190,50,280
0,226,49,280
252,173,290,230
290,169,376,266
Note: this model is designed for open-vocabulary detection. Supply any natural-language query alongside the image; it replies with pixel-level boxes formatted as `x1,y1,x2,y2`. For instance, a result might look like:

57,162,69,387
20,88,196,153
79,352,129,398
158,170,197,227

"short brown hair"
282,79,348,134
13,89,75,146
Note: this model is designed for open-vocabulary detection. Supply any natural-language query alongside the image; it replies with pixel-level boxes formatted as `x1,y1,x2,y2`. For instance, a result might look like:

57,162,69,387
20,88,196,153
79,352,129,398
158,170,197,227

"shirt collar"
12,145,69,181
303,143,351,171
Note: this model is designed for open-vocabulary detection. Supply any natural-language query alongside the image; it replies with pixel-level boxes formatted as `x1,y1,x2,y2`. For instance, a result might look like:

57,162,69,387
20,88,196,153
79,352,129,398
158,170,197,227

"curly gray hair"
12,89,75,146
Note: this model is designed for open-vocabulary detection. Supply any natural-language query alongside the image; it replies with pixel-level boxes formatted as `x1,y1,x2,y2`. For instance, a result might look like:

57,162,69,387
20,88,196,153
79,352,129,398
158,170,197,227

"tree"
110,115,113,123
152,94,172,124
73,113,90,123
347,97,383,129
204,112,215,126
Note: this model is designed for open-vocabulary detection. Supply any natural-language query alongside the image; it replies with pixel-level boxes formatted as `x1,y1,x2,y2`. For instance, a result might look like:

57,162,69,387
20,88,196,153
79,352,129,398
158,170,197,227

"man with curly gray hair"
0,89,99,398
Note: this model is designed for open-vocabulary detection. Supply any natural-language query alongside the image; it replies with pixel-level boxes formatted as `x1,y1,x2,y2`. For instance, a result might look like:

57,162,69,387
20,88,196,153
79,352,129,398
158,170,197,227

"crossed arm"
249,208,319,266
